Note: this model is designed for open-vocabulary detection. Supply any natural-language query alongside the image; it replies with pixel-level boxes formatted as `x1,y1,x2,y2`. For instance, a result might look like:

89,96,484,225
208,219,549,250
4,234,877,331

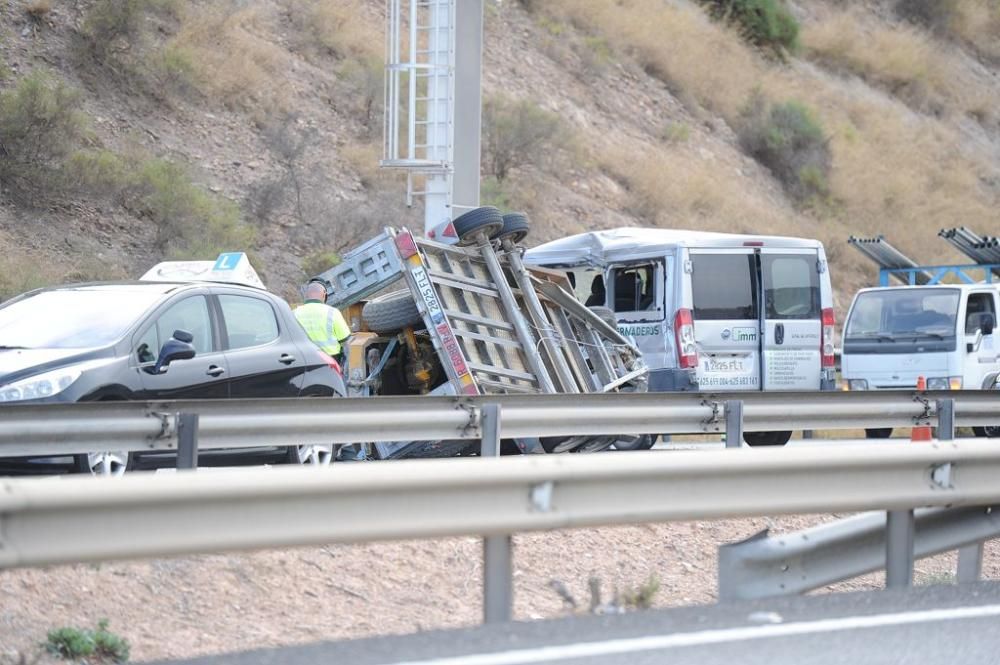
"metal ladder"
383,0,455,230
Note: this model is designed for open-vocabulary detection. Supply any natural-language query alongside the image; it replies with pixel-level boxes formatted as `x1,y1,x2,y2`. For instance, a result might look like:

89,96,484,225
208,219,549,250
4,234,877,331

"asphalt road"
163,582,1000,665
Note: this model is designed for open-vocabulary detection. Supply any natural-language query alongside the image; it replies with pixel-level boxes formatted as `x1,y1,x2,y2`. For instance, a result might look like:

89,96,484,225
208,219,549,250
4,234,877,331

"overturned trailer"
311,207,648,458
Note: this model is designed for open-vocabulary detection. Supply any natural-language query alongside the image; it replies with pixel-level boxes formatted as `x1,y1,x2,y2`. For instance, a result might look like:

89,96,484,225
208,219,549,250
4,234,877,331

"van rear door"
760,250,822,390
689,250,761,391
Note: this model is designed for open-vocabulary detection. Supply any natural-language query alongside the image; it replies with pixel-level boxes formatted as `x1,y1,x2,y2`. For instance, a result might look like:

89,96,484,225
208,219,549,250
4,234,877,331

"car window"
965,292,997,334
611,264,658,313
219,295,279,350
0,286,164,349
762,254,820,320
692,254,758,320
150,296,214,355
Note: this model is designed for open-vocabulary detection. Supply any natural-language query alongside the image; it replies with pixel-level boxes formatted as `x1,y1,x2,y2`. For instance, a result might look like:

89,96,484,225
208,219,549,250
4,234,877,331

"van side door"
688,249,761,391
606,260,669,372
760,250,823,390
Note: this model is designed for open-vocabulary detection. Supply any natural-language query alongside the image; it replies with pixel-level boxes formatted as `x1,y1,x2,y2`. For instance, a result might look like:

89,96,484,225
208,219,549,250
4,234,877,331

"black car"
0,279,345,475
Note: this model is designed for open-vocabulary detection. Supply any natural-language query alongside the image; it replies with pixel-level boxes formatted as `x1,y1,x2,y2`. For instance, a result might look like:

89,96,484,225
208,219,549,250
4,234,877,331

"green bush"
0,72,86,204
737,91,831,203
67,150,255,258
482,95,562,182
480,176,512,211
45,619,130,663
301,250,342,280
702,0,799,53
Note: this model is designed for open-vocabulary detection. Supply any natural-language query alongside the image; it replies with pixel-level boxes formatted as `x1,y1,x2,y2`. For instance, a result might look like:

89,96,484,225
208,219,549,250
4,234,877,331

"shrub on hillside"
737,92,831,204
0,73,86,204
301,250,341,280
895,0,959,33
702,0,799,54
482,95,562,182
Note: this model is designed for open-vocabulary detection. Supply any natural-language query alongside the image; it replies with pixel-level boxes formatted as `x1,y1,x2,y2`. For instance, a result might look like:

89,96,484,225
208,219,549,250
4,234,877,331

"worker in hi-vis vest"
293,281,351,361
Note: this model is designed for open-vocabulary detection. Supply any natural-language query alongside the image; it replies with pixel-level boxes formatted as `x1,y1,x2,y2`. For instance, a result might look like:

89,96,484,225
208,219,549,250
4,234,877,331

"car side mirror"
146,329,196,374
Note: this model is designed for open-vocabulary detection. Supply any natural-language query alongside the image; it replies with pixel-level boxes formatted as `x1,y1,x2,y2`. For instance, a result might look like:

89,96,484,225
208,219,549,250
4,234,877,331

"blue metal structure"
879,263,1000,286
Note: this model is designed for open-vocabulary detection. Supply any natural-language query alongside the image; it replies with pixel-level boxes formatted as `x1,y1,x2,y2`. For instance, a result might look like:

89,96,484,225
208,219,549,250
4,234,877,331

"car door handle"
279,354,297,365
206,365,226,377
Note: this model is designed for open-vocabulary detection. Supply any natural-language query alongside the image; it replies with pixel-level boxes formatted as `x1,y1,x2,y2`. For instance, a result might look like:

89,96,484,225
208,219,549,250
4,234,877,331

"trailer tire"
743,430,792,446
612,434,655,451
453,206,504,246
362,291,423,334
497,213,530,244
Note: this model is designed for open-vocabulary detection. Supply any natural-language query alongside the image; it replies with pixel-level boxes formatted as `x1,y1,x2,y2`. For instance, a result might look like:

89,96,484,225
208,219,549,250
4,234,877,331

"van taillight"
318,350,342,376
822,307,836,368
675,308,698,369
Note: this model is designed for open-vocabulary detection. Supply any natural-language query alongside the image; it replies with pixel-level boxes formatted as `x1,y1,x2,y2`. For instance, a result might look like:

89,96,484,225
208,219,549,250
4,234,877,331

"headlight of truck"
848,379,868,391
926,377,951,391
0,367,82,403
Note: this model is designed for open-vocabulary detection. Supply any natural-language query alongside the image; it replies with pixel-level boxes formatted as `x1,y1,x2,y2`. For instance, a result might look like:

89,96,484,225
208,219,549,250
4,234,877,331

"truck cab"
842,284,1000,436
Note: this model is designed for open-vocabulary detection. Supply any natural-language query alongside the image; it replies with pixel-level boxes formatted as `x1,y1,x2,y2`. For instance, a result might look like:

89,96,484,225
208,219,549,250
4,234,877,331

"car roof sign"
140,252,266,289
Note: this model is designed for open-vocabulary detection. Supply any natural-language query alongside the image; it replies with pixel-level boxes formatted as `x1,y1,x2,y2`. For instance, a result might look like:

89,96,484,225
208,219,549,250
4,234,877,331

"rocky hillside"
0,0,998,310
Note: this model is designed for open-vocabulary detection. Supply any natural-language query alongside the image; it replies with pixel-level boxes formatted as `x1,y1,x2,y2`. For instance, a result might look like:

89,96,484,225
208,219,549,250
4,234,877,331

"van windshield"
845,289,960,339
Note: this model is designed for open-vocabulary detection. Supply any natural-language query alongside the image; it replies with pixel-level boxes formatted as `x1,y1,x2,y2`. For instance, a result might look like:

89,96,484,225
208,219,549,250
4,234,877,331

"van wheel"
743,430,792,446
613,434,655,451
865,428,893,439
453,206,504,245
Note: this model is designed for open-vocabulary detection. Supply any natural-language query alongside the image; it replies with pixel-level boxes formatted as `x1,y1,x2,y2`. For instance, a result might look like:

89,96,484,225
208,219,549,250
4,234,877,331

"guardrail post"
480,403,512,624
725,400,743,449
937,398,955,441
177,413,199,470
886,509,914,588
957,543,984,583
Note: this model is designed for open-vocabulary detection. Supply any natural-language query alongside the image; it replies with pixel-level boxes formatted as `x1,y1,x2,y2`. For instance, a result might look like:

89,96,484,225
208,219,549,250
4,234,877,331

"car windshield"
845,288,960,339
0,286,167,349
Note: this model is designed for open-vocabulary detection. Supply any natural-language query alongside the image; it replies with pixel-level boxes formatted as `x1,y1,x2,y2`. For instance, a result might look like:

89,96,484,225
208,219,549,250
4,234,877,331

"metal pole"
481,403,512,623
452,0,482,217
176,413,199,470
886,509,915,588
725,400,743,449
957,543,984,583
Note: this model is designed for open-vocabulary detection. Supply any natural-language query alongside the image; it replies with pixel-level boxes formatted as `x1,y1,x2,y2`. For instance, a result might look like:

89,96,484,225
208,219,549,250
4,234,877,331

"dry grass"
594,140,801,238
949,0,1000,61
538,0,760,121
168,4,290,111
289,0,382,61
25,0,51,20
802,9,955,111
340,142,394,190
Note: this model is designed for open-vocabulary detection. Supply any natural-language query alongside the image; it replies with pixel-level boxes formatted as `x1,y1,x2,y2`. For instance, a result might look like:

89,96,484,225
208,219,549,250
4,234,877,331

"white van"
526,228,836,446
841,284,1000,438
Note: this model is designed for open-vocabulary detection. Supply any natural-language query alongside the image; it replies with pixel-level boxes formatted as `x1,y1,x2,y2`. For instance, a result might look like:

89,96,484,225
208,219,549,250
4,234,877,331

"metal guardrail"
1,391,998,625
1,390,998,457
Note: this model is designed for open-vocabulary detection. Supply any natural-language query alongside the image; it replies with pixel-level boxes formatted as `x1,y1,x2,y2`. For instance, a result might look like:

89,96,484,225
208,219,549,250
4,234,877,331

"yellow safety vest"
293,302,351,356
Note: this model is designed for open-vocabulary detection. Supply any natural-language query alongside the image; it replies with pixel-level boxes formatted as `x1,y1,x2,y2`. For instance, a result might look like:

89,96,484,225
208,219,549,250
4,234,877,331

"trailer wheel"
497,212,530,244
362,291,423,334
453,206,504,246
743,430,792,446
613,434,655,451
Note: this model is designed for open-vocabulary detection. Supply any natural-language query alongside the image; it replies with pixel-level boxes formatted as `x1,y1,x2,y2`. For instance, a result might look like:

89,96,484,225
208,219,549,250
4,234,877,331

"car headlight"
0,367,82,403
848,379,868,391
926,377,951,391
